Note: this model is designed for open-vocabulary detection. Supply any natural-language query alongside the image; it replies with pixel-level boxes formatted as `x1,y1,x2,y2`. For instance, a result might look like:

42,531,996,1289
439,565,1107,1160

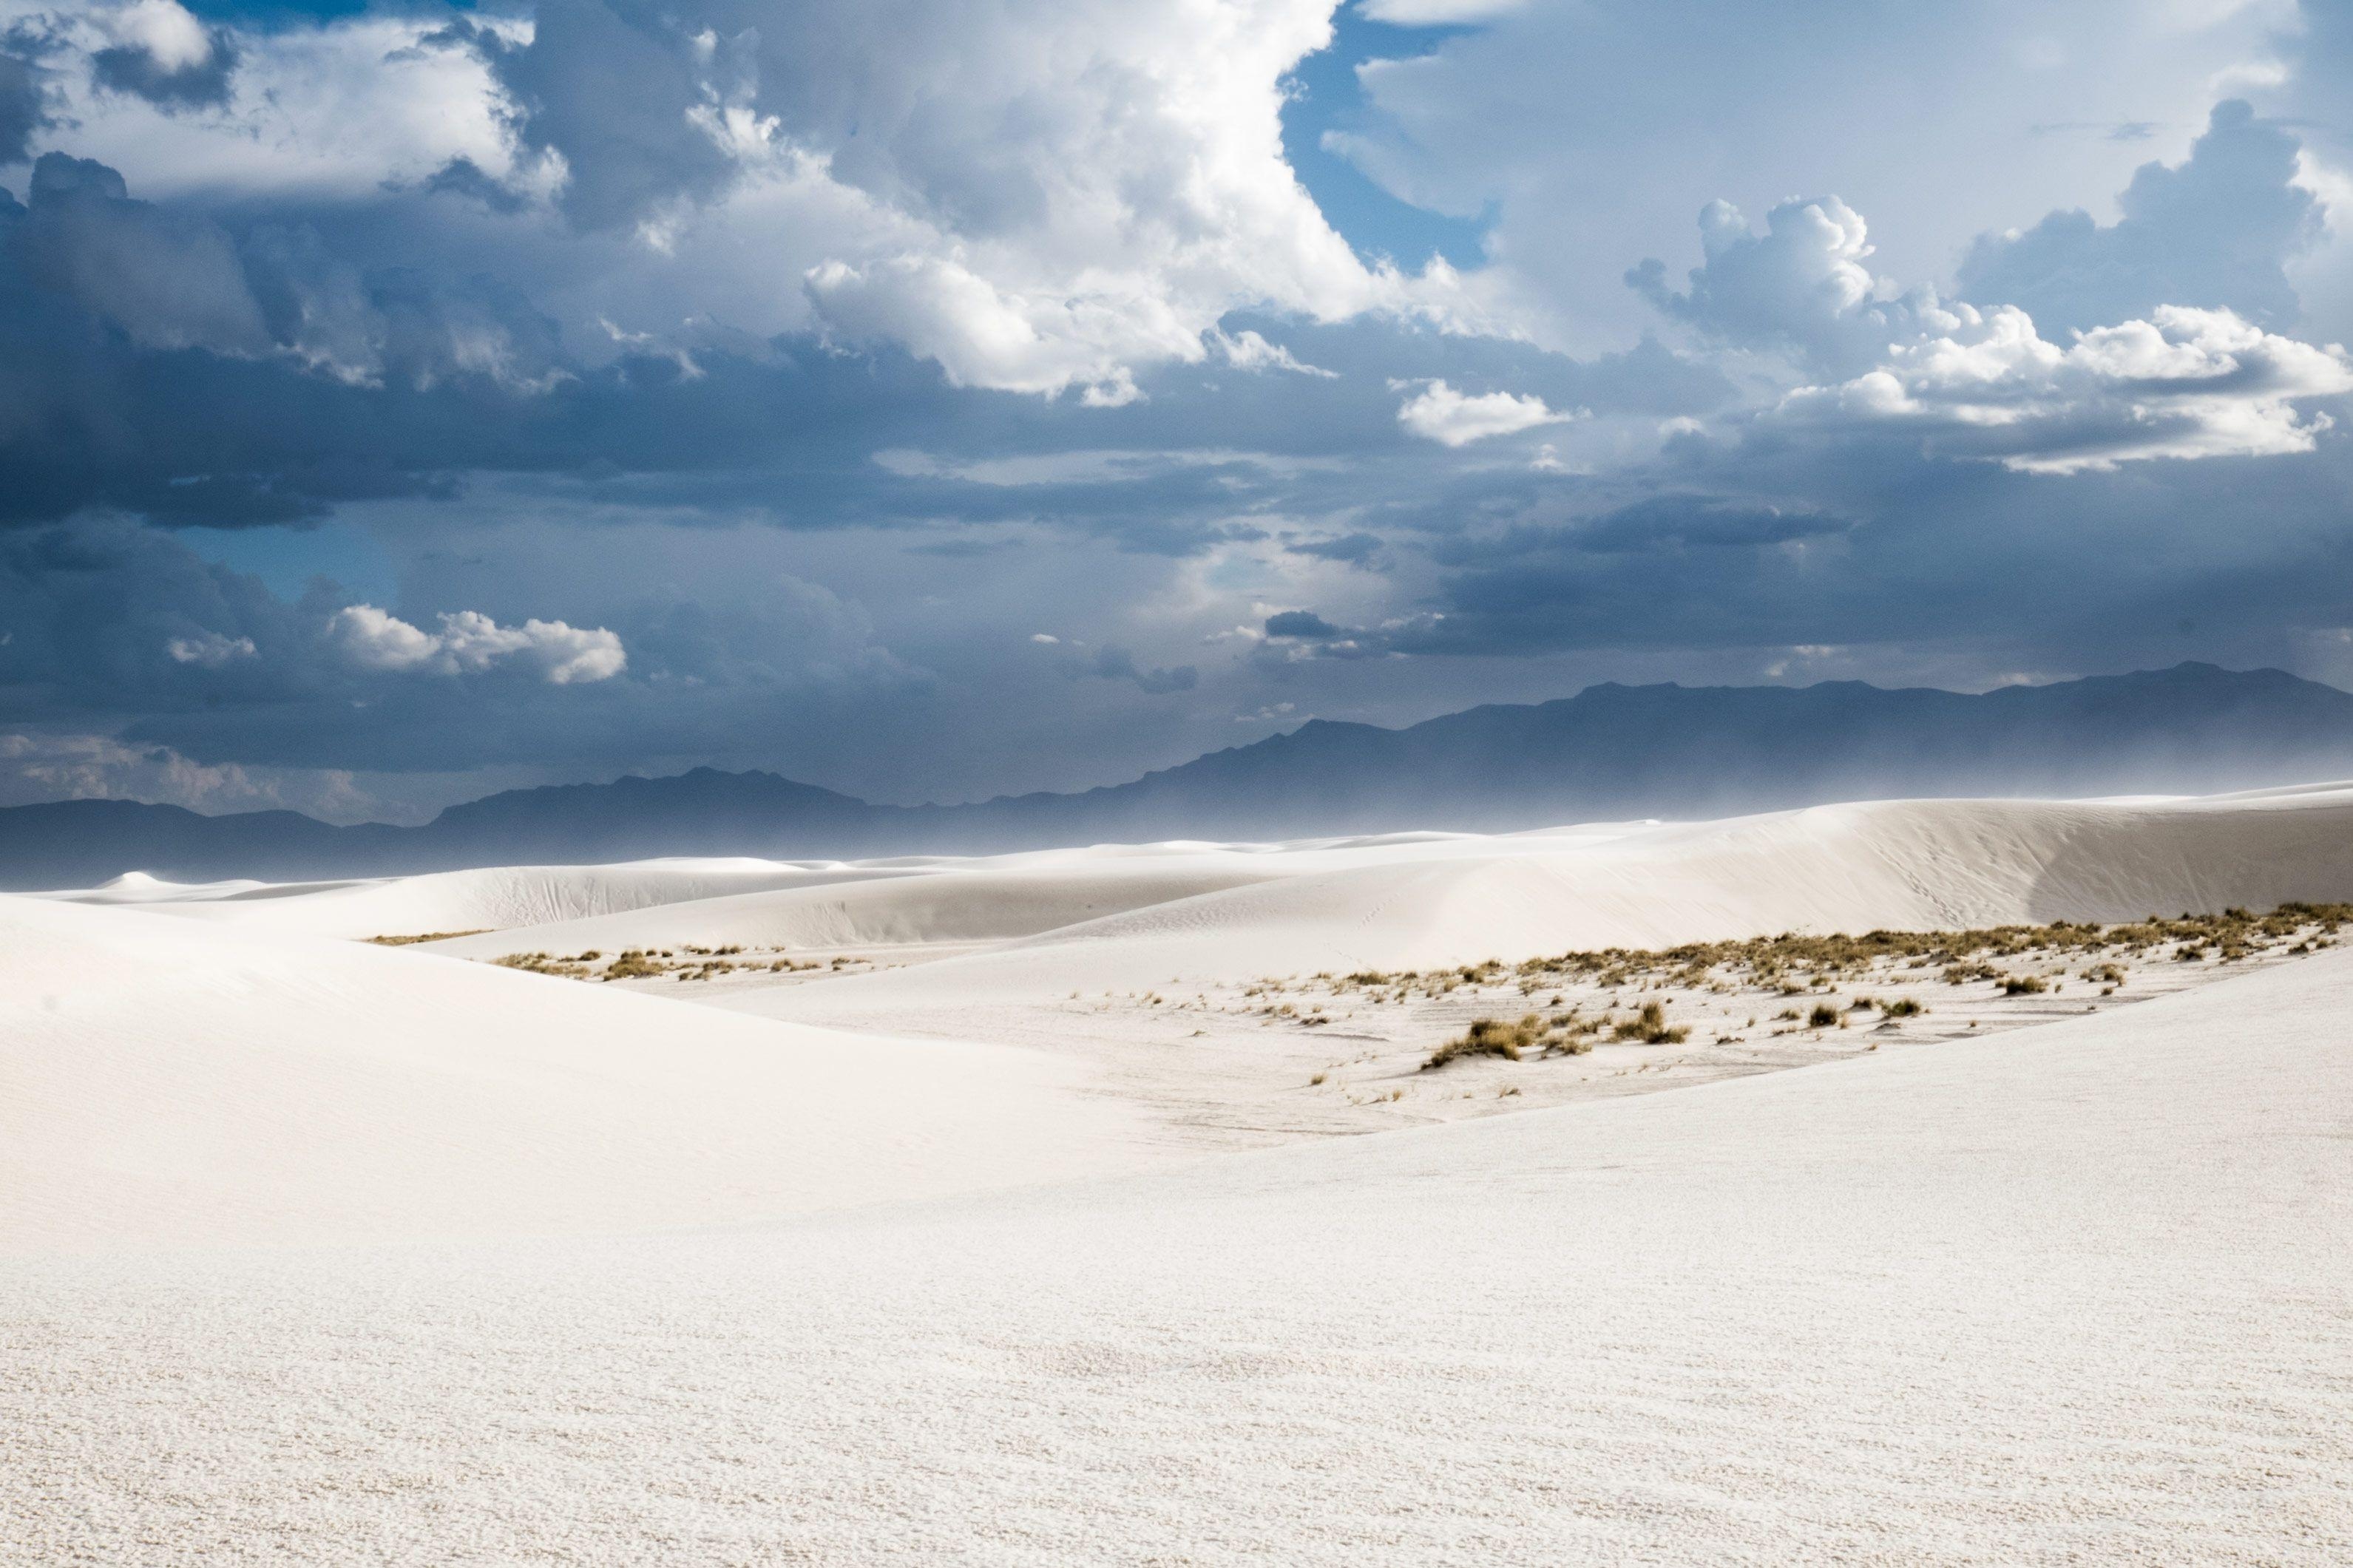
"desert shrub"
1423,1014,1542,1069
1807,1002,1839,1028
1610,999,1689,1044
2001,974,2047,995
1879,997,1924,1017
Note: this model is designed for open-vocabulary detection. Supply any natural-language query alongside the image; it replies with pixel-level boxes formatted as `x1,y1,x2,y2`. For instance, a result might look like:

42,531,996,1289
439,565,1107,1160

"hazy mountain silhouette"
9,662,2353,889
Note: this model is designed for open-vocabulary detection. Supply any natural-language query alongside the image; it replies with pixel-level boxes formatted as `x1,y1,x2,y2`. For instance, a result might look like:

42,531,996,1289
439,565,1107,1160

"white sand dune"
702,787,2353,1020
4,914,2349,1561
0,894,1145,1252
423,857,1299,959
37,857,919,940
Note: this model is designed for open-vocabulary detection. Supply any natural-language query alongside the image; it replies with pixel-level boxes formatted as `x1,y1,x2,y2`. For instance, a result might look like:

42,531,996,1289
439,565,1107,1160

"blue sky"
2,0,2352,821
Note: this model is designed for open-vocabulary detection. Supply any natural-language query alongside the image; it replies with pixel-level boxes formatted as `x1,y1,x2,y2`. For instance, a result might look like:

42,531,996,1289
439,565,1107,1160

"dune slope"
0,895,1144,1252
708,787,2353,1018
38,858,920,941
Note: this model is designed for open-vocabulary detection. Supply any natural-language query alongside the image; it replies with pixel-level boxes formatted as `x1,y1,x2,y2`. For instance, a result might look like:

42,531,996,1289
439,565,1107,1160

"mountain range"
7,661,2352,889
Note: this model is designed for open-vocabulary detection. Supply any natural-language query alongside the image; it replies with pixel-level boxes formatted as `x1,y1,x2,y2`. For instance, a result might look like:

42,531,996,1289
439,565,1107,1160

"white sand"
39,857,924,940
7,786,2353,1561
333,787,2353,994
0,895,1145,1252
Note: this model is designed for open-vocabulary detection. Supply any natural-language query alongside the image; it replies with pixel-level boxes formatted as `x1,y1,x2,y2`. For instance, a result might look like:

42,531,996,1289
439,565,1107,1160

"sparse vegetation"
485,944,867,984
467,900,2348,1131
1424,1014,1544,1068
366,930,490,946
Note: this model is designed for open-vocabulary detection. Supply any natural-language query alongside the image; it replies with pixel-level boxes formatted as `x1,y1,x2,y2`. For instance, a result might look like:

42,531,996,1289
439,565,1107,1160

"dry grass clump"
1426,1000,1693,1068
1425,1014,1545,1068
493,950,597,980
366,930,489,946
1611,1000,1689,1045
1999,974,2048,996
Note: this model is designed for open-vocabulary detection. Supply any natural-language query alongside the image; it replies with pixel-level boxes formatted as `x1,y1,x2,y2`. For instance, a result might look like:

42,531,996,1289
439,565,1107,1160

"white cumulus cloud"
107,0,214,73
1784,303,2353,472
1395,379,1579,446
1359,0,1527,20
328,605,626,684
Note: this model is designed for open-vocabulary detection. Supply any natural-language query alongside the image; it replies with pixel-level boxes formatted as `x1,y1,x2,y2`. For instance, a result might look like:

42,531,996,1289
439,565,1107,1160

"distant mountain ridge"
8,662,2353,889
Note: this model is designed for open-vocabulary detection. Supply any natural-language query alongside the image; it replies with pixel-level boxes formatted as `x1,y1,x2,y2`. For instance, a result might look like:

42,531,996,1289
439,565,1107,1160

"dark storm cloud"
1429,497,1852,565
416,157,532,216
0,515,926,777
1264,610,1345,640
1286,531,1385,566
0,49,46,164
1066,645,1199,696
491,0,738,231
91,24,237,112
1398,422,2353,671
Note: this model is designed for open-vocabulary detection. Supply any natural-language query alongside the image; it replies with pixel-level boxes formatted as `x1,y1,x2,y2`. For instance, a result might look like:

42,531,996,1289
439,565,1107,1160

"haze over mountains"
7,662,2352,889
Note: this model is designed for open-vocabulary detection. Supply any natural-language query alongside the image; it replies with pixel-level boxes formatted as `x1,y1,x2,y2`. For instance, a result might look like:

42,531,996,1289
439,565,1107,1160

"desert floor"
7,785,2352,1561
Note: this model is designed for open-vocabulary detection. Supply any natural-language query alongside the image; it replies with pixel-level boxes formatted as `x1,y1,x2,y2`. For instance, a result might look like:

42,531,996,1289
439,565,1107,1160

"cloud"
1209,327,1336,378
807,254,1155,407
1435,498,1853,562
1252,605,1406,660
1263,609,1344,639
165,630,255,668
328,605,627,684
1958,101,2323,335
1395,378,1577,444
1782,303,2353,472
1628,196,1943,374
0,50,47,165
1358,0,1528,21
484,0,1481,401
1286,531,1385,566
1066,643,1197,694
14,151,268,355
89,0,236,112
1,152,566,392
0,730,376,819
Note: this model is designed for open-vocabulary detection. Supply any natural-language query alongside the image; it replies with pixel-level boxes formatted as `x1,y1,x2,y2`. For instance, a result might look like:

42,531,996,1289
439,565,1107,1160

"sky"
3,0,2352,822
